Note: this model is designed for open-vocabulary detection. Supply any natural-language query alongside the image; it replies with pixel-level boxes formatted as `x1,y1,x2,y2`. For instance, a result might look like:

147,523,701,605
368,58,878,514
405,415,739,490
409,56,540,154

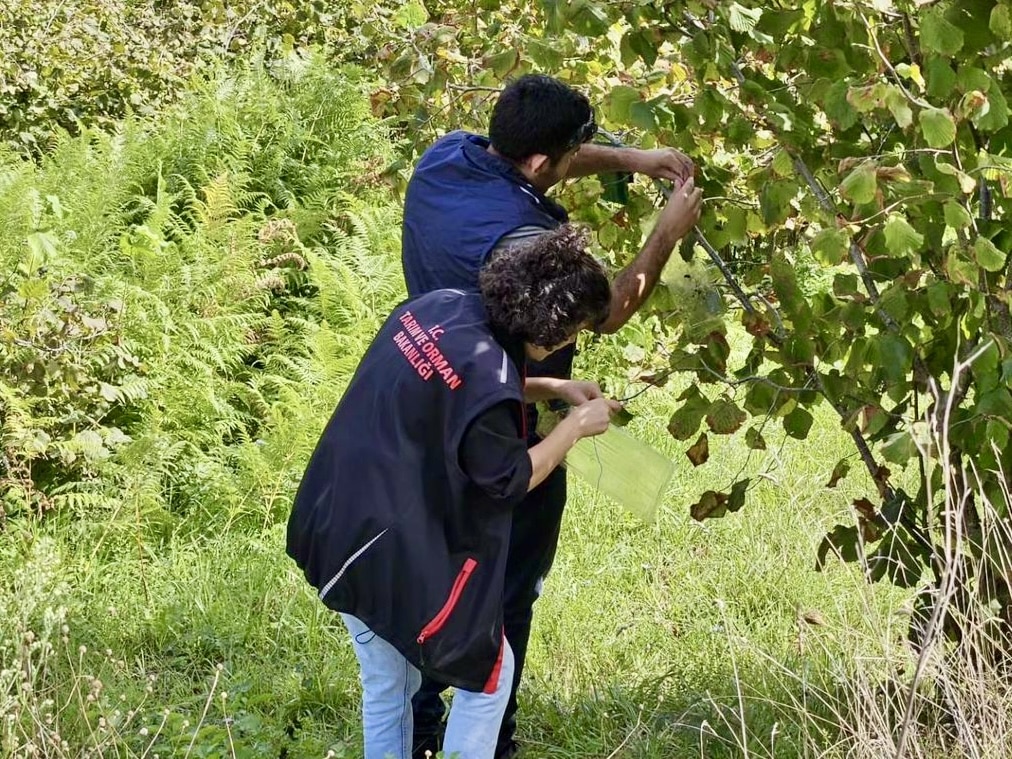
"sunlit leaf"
883,215,924,257
840,163,877,204
974,237,1007,272
919,107,956,148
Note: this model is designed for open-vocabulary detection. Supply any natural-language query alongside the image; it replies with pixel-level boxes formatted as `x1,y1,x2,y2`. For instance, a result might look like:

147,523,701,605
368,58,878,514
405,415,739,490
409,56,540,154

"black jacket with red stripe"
286,289,526,692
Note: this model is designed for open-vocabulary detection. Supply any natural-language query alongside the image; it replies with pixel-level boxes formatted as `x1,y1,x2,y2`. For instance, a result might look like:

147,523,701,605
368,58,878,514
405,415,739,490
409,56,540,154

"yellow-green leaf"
944,201,972,230
840,163,877,204
811,227,850,266
974,237,1007,272
394,0,428,28
885,87,913,128
919,107,956,148
883,215,924,257
920,8,964,55
991,3,1012,39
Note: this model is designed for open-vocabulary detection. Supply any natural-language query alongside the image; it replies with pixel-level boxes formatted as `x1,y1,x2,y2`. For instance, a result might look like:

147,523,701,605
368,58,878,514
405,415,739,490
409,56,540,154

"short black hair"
480,225,611,347
489,74,593,163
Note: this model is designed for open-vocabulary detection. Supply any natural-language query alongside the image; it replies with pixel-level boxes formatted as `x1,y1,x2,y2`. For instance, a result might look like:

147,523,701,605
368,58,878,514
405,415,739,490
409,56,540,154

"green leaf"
811,228,850,266
976,387,1012,423
745,425,767,450
934,159,977,194
759,180,798,225
485,50,518,79
528,38,564,69
881,430,918,465
607,85,641,124
783,406,814,440
945,249,979,287
992,3,1012,40
867,527,926,588
840,163,877,204
628,101,657,131
879,285,909,322
883,215,924,257
974,237,1007,272
728,3,763,33
885,87,914,128
823,80,858,130
724,206,748,244
848,83,886,113
927,282,951,317
394,0,429,28
977,86,1010,132
826,458,851,488
667,387,711,441
944,201,973,230
771,149,794,177
920,8,964,55
611,407,635,427
924,57,957,99
706,398,747,435
919,107,956,149
728,478,749,512
621,29,658,67
690,490,728,521
770,250,802,314
873,334,914,383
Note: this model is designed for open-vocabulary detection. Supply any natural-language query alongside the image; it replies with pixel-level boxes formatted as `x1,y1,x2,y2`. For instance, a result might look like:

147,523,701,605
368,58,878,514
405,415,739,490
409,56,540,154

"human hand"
652,177,703,248
565,397,624,438
556,380,605,406
628,147,694,183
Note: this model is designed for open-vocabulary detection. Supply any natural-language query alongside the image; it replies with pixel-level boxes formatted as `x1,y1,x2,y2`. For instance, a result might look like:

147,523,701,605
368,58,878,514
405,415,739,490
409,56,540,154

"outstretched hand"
628,147,694,183
567,397,624,438
556,380,605,406
653,177,704,247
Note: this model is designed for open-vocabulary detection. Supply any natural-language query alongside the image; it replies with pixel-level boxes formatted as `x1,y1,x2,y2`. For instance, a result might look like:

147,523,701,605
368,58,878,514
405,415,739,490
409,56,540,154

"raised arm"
597,178,703,333
566,144,694,182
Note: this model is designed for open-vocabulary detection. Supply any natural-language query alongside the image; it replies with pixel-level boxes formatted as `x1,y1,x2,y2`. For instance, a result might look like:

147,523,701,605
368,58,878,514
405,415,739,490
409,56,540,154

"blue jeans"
342,613,514,759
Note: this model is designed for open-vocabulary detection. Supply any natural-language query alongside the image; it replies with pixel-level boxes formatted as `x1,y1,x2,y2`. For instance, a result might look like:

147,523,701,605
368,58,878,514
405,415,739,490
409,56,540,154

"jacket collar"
459,134,569,223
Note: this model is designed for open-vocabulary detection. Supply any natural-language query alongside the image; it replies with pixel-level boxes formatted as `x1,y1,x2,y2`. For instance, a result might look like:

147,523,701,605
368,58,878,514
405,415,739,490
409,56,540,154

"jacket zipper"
417,558,478,644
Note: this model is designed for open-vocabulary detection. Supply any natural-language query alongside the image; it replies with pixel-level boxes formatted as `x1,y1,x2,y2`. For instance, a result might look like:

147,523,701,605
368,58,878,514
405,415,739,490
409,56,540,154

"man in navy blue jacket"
403,74,703,758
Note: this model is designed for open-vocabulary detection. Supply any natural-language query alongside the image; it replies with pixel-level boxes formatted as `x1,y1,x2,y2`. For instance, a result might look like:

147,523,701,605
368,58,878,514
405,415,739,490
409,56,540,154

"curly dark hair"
489,74,593,163
479,225,611,347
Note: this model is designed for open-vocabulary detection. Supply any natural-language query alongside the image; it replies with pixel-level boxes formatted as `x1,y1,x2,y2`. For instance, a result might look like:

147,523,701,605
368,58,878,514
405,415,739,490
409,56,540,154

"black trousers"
412,466,568,758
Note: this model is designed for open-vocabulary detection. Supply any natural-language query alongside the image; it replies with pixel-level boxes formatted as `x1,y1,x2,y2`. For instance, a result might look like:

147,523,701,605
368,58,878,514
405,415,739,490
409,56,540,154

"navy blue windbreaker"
286,290,526,692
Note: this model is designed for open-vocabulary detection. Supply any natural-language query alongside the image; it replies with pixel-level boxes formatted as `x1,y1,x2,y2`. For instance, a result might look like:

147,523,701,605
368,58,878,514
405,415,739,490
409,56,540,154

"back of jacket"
286,289,525,691
401,131,568,297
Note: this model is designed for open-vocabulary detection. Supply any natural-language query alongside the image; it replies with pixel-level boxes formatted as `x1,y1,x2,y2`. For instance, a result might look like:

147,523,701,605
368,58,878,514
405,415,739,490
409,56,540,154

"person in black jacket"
287,225,622,759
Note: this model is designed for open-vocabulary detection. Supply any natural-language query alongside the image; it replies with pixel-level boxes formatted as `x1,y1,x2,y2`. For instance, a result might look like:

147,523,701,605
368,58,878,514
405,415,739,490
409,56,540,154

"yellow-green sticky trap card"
565,424,674,523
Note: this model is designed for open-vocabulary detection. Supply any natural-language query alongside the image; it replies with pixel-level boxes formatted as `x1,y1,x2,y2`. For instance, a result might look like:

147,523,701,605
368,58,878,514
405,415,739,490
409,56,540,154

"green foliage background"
2,0,1012,756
